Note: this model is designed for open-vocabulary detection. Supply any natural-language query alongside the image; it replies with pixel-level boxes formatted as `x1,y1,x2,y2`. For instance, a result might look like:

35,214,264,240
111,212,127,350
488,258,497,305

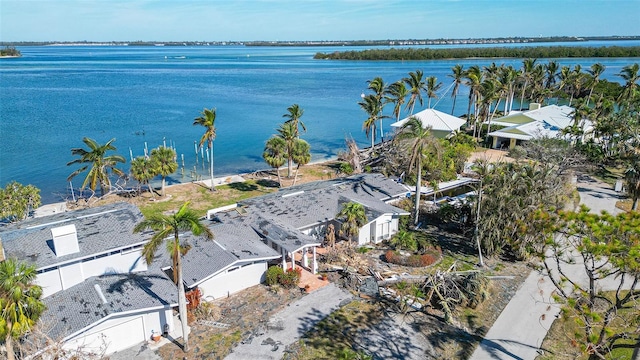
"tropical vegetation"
0,181,41,223
336,202,367,245
0,259,46,360
193,107,218,192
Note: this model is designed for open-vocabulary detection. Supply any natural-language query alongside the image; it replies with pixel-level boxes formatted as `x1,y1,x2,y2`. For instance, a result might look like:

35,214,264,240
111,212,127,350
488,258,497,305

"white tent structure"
390,108,466,138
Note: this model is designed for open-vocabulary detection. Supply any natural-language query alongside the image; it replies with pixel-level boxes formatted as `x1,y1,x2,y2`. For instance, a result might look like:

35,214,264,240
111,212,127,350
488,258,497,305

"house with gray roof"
208,173,410,274
0,201,282,355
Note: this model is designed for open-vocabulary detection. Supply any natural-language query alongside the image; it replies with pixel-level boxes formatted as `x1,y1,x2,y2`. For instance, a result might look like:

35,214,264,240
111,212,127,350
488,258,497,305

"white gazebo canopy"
391,108,466,134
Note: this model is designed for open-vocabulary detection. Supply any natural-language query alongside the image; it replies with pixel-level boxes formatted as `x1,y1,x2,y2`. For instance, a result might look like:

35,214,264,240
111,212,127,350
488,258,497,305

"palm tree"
282,104,306,138
544,60,560,92
130,156,157,199
133,202,213,353
359,93,381,149
150,146,178,197
276,122,297,178
291,139,311,186
263,136,287,187
449,64,465,115
396,116,438,224
193,107,217,192
0,259,45,360
425,76,443,109
464,65,483,126
617,63,639,107
404,70,427,115
336,201,367,246
67,137,126,197
586,63,605,106
518,58,538,109
385,81,409,122
390,230,416,252
367,77,387,139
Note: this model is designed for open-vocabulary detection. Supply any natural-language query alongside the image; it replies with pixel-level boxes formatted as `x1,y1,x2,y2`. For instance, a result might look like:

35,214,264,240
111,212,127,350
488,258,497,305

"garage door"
65,316,146,355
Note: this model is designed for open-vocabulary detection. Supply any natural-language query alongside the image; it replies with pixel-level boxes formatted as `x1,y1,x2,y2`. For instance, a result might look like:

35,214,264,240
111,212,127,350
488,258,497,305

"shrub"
266,266,284,286
280,268,302,288
339,162,354,175
385,250,440,267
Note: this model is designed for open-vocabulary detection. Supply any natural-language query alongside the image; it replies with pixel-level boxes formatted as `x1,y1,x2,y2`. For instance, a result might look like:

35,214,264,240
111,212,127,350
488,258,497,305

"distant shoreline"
2,36,640,48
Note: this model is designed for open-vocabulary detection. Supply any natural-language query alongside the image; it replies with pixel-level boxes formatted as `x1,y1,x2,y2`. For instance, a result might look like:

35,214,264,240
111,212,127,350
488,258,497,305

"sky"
1,0,639,42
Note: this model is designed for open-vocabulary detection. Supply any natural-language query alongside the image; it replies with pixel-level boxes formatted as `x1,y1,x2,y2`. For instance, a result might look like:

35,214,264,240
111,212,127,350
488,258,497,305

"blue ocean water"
1,41,639,203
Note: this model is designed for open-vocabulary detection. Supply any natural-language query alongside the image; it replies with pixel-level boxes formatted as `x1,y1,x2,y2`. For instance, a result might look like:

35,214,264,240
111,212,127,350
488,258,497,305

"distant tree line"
314,46,640,60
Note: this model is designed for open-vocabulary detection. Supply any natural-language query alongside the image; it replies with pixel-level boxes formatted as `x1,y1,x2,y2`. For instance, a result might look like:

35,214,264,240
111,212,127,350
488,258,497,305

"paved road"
470,176,626,360
225,283,352,360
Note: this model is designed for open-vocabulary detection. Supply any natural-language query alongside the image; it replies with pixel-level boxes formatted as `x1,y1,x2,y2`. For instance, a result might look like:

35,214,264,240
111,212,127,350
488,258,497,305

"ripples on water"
1,41,638,203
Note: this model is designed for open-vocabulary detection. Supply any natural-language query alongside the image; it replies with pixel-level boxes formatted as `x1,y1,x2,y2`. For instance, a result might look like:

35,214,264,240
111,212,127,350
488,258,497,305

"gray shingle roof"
0,203,151,269
238,173,409,230
42,269,178,341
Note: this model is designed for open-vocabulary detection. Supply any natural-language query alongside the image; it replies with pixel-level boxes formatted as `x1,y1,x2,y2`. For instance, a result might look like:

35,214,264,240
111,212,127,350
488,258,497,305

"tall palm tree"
0,259,45,360
425,76,443,109
464,65,483,125
263,136,287,187
291,139,311,186
367,77,387,140
336,201,367,246
518,58,538,109
133,202,213,353
396,116,438,224
193,107,217,192
130,156,157,199
625,162,640,210
404,70,427,115
282,104,306,138
276,122,298,177
385,81,409,122
617,63,640,107
449,64,465,115
67,137,126,197
586,63,605,106
359,94,381,149
150,146,178,197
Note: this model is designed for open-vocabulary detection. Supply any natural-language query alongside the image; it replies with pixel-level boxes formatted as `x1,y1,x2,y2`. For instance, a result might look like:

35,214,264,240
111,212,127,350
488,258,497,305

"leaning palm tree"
0,259,46,360
404,70,427,115
291,139,311,186
263,136,287,187
130,156,158,199
193,107,217,192
449,64,465,115
67,137,126,197
282,104,306,138
149,146,178,197
336,201,367,246
586,63,605,106
617,63,639,108
396,116,439,225
133,202,213,353
385,80,409,122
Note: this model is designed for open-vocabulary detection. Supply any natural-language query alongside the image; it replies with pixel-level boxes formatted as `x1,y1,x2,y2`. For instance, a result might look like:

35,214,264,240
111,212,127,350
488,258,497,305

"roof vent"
51,224,80,257
529,103,541,111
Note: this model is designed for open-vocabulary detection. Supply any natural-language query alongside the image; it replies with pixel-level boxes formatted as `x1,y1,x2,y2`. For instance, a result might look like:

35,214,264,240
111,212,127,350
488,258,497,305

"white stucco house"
0,203,178,355
390,108,467,138
487,103,592,149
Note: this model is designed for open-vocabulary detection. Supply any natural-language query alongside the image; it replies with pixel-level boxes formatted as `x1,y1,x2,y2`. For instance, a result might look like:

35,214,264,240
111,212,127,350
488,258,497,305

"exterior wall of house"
356,214,400,246
37,250,147,298
63,308,173,356
196,261,267,300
